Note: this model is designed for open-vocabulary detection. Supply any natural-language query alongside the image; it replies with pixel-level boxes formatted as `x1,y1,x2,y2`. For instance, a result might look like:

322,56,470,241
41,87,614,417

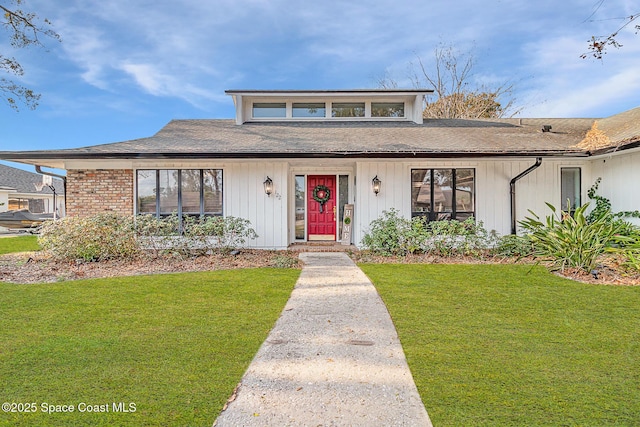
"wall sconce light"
372,175,381,196
263,176,273,196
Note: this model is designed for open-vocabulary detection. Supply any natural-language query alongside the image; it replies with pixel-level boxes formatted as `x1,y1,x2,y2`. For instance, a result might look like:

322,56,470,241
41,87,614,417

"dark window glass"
136,170,157,214
203,169,223,215
455,168,475,213
181,170,201,214
411,168,475,221
159,170,179,215
561,167,581,212
412,169,432,215
371,102,404,118
295,175,305,240
137,169,223,218
338,175,349,237
331,102,365,117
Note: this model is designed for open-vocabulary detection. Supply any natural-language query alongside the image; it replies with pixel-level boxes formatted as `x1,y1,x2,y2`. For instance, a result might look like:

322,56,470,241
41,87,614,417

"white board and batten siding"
353,158,591,245
590,148,640,226
355,162,410,245
225,161,289,249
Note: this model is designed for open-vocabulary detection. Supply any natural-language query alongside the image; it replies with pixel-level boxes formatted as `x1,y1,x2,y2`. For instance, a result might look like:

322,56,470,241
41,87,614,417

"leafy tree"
380,45,519,119
1,0,60,110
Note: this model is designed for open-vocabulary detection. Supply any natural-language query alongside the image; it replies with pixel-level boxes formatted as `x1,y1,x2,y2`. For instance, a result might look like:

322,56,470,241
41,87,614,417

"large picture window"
136,169,223,218
411,168,475,221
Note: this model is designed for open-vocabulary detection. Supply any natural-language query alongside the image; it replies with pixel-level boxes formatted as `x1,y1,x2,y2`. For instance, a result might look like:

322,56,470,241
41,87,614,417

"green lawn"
0,269,299,427
360,264,640,427
0,235,40,254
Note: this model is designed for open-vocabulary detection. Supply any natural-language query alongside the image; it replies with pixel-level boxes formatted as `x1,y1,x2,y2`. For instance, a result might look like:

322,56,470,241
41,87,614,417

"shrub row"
360,208,503,257
38,213,258,262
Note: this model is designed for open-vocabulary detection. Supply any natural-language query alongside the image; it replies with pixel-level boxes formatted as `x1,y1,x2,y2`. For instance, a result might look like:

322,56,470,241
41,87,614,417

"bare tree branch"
1,0,60,110
396,45,520,119
581,10,640,59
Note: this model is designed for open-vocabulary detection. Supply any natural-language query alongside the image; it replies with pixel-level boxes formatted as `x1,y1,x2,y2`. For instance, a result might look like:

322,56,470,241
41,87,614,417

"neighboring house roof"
0,107,638,163
0,164,64,195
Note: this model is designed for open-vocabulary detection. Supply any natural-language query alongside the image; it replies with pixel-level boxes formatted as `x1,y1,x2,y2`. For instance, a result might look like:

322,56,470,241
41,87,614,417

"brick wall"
66,169,133,217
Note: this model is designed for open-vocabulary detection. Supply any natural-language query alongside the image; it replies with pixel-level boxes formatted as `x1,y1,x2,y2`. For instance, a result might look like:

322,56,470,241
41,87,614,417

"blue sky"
1,0,639,164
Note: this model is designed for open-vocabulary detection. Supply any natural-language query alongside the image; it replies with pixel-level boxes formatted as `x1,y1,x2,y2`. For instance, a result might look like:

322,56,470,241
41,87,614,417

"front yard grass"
0,269,299,427
360,264,640,426
0,235,39,254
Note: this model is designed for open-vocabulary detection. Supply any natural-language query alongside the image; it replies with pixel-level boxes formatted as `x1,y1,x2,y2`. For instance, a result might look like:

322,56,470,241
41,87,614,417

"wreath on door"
313,185,331,213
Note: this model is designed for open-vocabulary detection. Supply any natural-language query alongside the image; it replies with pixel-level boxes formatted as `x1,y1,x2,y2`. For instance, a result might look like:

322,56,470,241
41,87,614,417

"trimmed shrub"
182,215,259,255
361,209,497,257
421,217,498,257
38,214,138,261
360,209,414,256
493,234,533,257
39,213,259,261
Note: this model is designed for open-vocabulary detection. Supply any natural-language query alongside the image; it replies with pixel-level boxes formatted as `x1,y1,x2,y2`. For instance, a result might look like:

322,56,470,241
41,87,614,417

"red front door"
307,175,336,241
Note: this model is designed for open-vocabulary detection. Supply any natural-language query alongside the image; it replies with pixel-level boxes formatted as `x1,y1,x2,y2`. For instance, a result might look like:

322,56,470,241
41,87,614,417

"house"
0,163,65,231
0,89,638,248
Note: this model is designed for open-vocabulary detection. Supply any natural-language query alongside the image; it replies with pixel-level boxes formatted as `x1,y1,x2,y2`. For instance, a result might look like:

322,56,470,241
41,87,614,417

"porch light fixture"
263,176,273,196
372,175,381,196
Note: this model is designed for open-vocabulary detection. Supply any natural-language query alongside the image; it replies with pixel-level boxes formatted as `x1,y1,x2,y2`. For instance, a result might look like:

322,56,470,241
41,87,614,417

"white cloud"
516,26,640,117
24,0,640,117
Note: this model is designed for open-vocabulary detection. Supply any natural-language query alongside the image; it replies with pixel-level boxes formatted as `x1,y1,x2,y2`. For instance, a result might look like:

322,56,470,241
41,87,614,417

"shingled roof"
0,108,639,163
0,164,64,195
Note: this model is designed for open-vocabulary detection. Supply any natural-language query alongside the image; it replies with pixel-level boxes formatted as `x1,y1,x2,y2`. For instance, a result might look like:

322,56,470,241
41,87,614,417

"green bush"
39,213,259,261
135,213,182,256
182,215,259,255
136,214,259,256
421,217,498,257
615,232,640,272
361,208,414,256
493,234,533,257
361,209,496,257
39,214,139,262
519,202,627,272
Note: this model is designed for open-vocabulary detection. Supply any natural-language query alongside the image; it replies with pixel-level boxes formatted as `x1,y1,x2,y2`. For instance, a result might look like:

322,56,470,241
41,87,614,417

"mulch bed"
1,250,638,285
350,251,640,286
0,250,302,284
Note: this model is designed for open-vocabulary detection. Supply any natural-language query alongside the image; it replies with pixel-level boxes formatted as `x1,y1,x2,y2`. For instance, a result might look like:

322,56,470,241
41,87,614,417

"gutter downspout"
510,157,542,235
35,166,67,218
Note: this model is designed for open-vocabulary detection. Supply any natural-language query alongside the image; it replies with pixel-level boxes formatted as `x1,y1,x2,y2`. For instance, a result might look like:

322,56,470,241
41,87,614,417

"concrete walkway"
214,252,432,427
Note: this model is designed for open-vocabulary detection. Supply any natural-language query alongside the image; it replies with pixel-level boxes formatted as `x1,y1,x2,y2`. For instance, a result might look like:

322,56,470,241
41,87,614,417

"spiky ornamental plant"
519,202,628,272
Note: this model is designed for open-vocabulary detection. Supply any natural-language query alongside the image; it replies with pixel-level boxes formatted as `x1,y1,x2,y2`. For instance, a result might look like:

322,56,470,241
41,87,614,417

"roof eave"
590,139,640,156
225,89,434,96
0,150,591,161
